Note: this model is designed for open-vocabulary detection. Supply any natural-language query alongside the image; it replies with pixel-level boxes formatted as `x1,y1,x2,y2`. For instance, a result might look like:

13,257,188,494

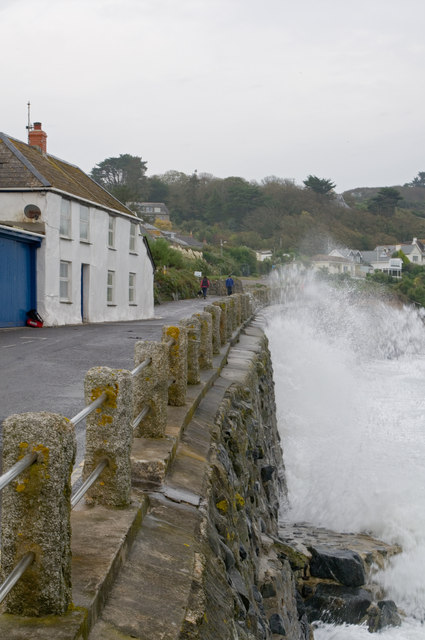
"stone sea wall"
179,328,311,640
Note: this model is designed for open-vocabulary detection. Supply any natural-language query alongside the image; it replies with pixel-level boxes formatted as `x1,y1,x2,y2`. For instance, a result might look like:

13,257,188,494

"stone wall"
179,329,311,640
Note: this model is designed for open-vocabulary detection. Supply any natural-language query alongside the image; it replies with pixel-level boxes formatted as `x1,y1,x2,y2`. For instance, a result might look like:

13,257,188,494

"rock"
261,465,275,483
378,600,401,628
261,581,277,599
220,541,236,570
269,612,287,635
309,545,366,587
367,600,401,632
228,567,250,611
259,517,267,533
239,544,248,561
295,590,306,618
299,614,312,640
252,584,263,604
305,582,372,625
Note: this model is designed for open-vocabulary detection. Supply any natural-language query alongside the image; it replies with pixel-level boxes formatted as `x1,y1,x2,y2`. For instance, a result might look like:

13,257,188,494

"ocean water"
263,268,425,639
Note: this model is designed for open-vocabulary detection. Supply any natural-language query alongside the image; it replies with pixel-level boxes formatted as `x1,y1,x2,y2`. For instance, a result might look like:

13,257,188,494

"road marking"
2,344,16,348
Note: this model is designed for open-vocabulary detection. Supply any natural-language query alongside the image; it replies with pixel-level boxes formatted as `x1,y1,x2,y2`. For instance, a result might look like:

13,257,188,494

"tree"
147,176,170,202
90,154,148,203
303,175,336,196
405,171,425,187
368,187,402,217
221,177,263,229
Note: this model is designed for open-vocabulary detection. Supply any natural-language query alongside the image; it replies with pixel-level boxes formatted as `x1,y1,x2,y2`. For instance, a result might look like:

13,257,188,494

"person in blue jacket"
225,275,234,296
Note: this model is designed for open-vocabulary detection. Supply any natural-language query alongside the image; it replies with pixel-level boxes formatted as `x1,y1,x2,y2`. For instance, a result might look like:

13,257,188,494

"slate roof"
361,250,399,264
0,133,134,216
312,254,351,263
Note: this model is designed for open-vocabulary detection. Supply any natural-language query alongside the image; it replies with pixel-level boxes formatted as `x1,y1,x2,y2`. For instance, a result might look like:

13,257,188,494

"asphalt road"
0,296,219,470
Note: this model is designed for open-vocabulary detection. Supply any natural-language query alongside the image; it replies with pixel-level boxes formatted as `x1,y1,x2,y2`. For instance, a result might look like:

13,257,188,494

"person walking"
200,275,210,299
225,274,234,296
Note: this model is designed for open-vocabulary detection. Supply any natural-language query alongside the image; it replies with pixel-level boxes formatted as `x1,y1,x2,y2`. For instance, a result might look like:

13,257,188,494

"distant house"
361,248,403,278
311,254,359,277
132,202,170,223
398,237,425,265
255,250,273,262
313,244,404,279
160,230,203,260
0,123,155,328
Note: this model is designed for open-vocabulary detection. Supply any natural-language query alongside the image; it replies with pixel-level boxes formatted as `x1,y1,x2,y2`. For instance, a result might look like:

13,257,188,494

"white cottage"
0,123,155,327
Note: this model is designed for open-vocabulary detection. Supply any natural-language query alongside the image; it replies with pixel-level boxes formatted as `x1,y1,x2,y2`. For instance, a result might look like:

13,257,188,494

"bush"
154,268,200,303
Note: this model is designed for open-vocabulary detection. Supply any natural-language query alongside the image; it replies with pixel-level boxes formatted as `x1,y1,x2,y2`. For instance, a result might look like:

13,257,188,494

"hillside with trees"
90,156,425,258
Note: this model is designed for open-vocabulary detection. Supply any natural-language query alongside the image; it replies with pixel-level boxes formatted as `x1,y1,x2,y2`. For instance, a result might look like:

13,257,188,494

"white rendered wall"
41,193,154,326
0,191,47,225
0,190,154,326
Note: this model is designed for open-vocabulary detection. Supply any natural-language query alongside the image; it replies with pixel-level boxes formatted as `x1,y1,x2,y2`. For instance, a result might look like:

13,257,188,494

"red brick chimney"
29,122,47,153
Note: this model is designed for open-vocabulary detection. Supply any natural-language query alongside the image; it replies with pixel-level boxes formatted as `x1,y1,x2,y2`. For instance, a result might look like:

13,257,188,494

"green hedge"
154,269,200,304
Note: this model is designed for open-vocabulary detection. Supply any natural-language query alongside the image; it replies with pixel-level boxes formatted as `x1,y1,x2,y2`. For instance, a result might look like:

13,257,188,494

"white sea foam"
263,267,425,639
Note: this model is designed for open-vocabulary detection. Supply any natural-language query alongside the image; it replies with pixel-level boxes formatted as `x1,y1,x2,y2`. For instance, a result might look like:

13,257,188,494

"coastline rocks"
309,546,365,587
304,583,372,625
277,523,403,633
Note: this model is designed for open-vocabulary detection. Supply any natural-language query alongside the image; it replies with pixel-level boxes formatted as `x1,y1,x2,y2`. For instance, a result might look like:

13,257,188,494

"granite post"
1,412,76,615
233,293,242,326
162,324,188,406
229,296,237,331
133,341,168,438
194,311,213,369
84,366,133,507
213,300,228,345
204,304,222,354
180,316,201,385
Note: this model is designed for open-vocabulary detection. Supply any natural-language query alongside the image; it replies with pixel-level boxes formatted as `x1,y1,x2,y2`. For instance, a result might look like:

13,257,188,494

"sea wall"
179,327,311,640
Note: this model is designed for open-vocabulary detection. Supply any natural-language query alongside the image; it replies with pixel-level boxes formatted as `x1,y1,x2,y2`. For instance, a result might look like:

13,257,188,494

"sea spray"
263,268,425,638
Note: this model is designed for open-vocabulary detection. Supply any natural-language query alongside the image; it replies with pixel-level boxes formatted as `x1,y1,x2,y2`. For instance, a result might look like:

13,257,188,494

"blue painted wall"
0,230,41,328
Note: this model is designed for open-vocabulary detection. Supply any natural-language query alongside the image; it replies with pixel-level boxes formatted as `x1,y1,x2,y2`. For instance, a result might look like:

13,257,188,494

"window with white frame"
129,272,136,303
60,198,71,237
80,205,90,241
107,270,115,304
413,255,419,262
59,260,71,301
108,216,115,248
129,223,137,252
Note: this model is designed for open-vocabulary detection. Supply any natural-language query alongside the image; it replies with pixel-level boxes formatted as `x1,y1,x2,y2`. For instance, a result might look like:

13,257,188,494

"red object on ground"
26,318,43,328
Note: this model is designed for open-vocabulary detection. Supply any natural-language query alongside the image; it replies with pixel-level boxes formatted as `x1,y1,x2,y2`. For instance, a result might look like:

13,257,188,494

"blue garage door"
0,229,41,328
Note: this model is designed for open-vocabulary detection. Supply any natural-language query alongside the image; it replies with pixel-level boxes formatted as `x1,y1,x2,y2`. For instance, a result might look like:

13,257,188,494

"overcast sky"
2,0,425,192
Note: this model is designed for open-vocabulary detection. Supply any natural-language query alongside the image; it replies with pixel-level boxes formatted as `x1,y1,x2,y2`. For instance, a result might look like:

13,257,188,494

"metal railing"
70,392,108,427
0,453,39,603
131,357,151,377
0,452,38,492
0,552,35,604
70,458,109,508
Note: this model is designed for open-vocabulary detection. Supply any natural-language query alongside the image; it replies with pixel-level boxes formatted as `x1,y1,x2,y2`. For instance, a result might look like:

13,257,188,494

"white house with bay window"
0,123,155,328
